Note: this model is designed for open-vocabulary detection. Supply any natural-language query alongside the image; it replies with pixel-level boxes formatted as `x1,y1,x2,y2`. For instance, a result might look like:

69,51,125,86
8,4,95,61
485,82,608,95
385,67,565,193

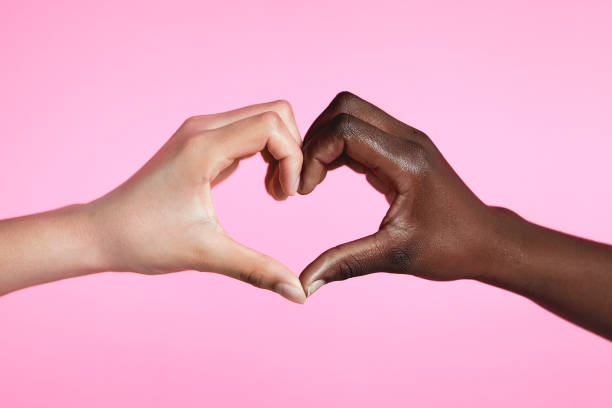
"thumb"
209,233,306,304
299,232,394,298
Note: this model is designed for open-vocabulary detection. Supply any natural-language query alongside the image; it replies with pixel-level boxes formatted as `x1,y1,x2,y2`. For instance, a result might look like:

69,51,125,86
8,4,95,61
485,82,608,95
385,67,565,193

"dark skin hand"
298,91,612,341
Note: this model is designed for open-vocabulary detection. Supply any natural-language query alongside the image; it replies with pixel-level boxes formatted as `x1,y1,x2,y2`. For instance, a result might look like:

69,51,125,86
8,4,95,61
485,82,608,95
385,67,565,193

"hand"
298,92,612,341
298,92,502,296
87,101,306,303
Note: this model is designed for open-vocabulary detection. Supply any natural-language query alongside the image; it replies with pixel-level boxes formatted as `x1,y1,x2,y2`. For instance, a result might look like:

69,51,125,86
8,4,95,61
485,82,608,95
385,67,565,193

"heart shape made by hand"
247,92,493,300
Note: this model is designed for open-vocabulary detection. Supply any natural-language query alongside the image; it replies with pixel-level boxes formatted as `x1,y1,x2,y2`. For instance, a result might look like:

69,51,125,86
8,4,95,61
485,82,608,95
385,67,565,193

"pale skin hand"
0,100,306,303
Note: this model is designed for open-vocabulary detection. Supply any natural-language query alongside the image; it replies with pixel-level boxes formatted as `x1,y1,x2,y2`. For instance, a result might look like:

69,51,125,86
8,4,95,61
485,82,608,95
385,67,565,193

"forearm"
479,207,612,340
0,204,105,296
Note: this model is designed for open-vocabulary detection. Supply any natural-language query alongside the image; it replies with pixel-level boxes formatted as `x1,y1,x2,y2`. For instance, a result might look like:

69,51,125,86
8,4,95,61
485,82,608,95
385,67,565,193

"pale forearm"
0,204,106,296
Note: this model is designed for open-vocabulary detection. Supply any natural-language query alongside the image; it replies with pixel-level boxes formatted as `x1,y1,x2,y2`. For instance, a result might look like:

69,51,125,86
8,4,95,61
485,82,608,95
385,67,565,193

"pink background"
1,0,611,406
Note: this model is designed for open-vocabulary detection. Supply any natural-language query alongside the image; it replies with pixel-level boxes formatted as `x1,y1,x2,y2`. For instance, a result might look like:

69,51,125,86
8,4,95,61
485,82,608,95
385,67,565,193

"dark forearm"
479,207,612,340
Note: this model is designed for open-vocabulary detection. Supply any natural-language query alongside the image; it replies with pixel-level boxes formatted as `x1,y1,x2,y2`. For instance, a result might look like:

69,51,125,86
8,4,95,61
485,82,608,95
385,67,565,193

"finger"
299,113,421,195
187,100,302,146
207,111,303,196
205,234,305,304
261,150,287,200
270,164,287,201
304,91,426,146
299,231,399,298
263,160,286,201
263,157,278,198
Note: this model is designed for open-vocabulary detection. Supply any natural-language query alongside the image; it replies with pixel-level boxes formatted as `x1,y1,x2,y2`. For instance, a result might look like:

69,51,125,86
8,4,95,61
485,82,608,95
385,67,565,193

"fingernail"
274,283,305,304
307,280,325,297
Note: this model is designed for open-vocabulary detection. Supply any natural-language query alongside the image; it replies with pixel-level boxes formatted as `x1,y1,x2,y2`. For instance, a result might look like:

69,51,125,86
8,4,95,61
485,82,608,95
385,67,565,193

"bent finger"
207,111,303,196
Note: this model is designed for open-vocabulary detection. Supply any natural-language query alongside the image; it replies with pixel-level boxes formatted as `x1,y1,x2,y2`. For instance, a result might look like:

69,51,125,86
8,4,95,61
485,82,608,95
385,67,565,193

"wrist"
76,201,115,274
471,206,533,285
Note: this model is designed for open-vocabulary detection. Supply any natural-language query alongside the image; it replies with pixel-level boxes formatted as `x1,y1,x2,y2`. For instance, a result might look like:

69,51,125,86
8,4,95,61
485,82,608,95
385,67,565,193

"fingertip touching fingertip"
273,282,306,304
298,183,313,195
306,279,326,297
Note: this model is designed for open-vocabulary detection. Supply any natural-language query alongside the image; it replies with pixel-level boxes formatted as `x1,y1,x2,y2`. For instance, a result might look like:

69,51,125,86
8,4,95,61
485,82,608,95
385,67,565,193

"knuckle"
412,128,433,144
181,130,214,159
260,111,283,131
330,112,354,136
272,99,292,116
182,115,201,129
330,91,357,112
400,141,431,174
336,257,364,281
238,268,265,289
412,144,431,170
329,247,365,281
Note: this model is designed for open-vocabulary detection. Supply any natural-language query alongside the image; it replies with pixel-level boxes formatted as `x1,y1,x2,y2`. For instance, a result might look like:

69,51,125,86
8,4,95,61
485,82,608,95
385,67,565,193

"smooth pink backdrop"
1,1,611,407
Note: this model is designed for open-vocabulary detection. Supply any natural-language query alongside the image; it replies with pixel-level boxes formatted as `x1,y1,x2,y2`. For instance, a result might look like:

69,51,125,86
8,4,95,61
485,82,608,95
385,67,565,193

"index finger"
299,113,424,195
189,100,302,146
304,91,427,146
207,111,303,196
